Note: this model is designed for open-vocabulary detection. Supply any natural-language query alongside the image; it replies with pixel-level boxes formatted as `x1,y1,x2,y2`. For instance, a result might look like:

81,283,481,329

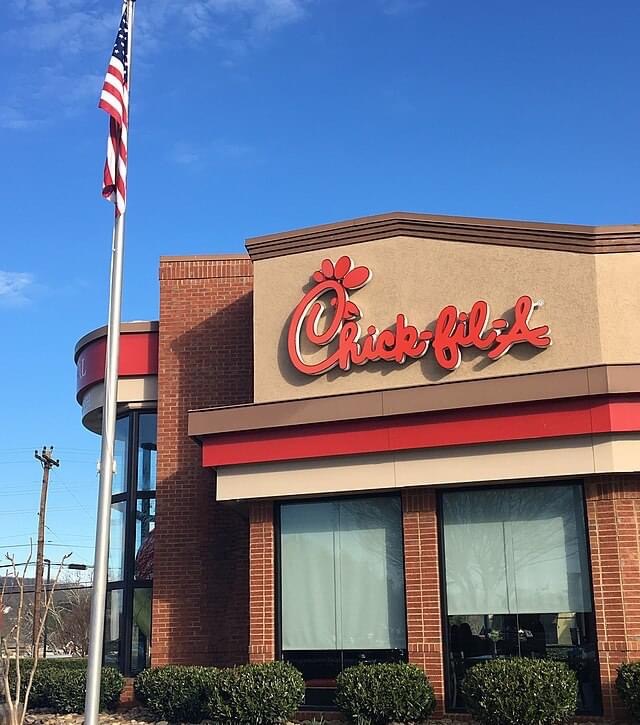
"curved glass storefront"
104,411,156,675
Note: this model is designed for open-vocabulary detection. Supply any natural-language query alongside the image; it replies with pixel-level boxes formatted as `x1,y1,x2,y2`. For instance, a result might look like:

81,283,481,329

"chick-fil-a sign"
287,256,552,376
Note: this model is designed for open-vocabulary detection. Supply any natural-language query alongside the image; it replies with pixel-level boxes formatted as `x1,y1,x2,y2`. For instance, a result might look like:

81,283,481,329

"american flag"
99,5,129,217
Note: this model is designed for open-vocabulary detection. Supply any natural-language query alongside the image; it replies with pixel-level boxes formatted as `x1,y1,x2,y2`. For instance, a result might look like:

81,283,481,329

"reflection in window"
109,502,126,582
441,484,600,714
104,589,122,667
134,498,155,581
137,414,157,492
112,416,129,495
106,411,156,676
131,588,152,674
280,496,407,686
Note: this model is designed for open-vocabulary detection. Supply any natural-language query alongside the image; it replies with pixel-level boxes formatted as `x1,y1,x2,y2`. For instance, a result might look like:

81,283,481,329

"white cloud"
4,0,310,131
378,0,428,15
0,272,35,306
5,6,114,54
0,106,45,130
169,138,256,166
7,0,309,56
0,69,103,131
171,141,202,166
212,139,255,159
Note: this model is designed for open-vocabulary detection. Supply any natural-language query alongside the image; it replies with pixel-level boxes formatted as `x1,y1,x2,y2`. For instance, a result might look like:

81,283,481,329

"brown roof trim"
74,321,159,360
160,253,249,262
244,211,640,261
188,364,640,438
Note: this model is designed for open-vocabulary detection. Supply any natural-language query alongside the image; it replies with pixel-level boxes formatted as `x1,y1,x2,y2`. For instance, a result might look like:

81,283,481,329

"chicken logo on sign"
287,256,552,376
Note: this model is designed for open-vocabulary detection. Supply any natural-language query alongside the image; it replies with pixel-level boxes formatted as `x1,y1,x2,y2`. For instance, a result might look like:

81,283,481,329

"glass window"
108,502,126,582
107,410,156,675
104,589,122,668
112,416,130,495
137,414,157,492
441,484,600,714
134,498,155,581
131,588,152,674
280,497,406,652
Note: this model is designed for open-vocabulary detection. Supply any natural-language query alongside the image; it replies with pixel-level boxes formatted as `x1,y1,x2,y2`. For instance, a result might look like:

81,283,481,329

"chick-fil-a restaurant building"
74,212,640,720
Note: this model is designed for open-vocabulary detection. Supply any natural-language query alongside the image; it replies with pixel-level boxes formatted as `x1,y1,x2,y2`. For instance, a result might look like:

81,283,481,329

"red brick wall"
249,501,276,663
586,475,640,721
402,489,446,717
153,256,254,667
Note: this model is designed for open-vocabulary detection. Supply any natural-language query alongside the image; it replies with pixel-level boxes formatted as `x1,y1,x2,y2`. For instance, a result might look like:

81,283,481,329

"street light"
42,561,92,658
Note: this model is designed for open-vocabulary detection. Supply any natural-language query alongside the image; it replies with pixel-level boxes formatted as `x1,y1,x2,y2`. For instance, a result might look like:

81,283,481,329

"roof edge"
160,253,249,262
245,211,640,261
74,320,159,360
188,364,640,439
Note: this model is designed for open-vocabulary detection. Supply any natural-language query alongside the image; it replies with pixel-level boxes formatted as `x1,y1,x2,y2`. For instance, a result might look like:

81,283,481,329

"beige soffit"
215,432,640,501
81,377,158,433
245,211,640,261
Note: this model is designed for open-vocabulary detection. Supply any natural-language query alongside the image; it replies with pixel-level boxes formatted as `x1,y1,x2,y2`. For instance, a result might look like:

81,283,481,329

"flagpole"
84,2,135,723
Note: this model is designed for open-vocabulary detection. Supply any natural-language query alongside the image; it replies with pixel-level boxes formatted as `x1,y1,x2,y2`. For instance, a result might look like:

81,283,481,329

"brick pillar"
249,501,276,663
402,489,446,716
586,475,640,722
118,677,136,709
153,256,253,667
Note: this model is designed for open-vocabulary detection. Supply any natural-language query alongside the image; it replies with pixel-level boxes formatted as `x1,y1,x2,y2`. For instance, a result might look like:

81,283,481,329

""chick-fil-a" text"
286,256,552,376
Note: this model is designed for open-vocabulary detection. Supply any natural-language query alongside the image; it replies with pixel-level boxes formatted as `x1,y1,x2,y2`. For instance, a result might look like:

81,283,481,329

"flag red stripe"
100,7,129,217
106,65,124,84
99,99,123,127
101,81,124,105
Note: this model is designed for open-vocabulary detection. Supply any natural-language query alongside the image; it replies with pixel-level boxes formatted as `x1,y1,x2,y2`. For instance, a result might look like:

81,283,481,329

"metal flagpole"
84,2,135,723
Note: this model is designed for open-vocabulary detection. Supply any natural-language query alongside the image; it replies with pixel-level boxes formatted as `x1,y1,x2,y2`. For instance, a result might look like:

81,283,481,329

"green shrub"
4,658,123,713
461,657,578,725
134,665,218,722
136,662,304,724
617,661,640,722
206,661,305,725
335,662,436,724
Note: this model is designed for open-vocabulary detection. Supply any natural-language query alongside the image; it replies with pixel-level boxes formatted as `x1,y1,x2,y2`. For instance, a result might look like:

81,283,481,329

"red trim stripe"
75,331,159,400
200,395,640,467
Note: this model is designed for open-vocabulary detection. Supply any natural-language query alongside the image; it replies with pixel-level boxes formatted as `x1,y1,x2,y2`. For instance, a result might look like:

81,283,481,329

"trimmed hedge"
135,662,305,724
335,662,436,724
617,661,640,722
461,657,578,725
134,665,218,722
206,662,305,724
3,658,123,713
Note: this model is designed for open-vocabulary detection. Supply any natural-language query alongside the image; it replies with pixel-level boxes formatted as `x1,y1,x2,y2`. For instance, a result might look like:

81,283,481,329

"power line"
0,543,93,550
0,507,86,515
45,526,92,567
57,479,94,517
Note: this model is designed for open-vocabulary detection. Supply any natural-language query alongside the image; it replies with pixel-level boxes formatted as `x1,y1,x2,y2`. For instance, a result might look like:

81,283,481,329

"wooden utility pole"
32,446,59,654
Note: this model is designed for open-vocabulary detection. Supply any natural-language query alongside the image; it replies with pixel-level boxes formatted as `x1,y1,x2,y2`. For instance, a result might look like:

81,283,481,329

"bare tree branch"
0,546,72,725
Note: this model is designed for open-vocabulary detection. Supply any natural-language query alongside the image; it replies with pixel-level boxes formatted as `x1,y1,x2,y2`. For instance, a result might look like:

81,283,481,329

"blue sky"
1,0,639,574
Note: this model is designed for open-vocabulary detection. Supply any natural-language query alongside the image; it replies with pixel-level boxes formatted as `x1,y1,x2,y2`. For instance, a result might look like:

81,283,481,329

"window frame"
275,493,409,683
106,409,156,676
436,479,602,716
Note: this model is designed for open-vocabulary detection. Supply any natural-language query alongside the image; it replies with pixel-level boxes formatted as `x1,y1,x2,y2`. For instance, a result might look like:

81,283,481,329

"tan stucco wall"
595,253,640,363
253,235,640,403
